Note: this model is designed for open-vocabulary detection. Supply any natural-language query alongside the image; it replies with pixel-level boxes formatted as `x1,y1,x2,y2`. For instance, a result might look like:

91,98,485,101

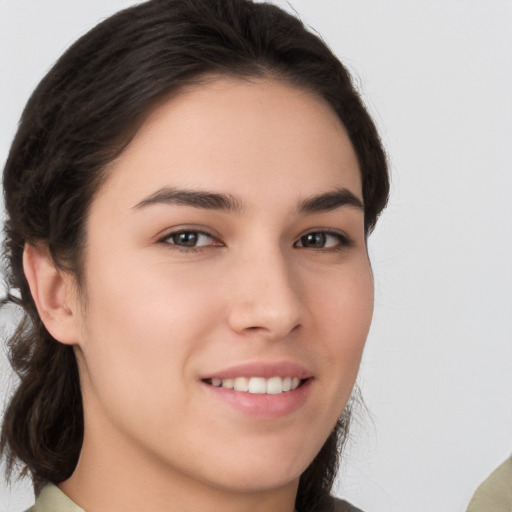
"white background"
1,1,511,511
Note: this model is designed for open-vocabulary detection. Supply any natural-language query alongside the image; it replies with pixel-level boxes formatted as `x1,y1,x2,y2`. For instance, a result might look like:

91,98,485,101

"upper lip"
201,361,313,380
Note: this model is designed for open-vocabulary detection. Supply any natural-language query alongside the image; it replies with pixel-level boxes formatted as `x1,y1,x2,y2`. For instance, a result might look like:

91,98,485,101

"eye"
294,231,350,250
162,230,218,249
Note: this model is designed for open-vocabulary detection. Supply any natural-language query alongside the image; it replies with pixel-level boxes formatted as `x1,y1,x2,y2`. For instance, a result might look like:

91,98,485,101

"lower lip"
201,379,312,418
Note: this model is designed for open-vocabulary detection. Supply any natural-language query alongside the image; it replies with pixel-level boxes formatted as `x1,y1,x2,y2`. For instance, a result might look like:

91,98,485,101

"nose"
227,249,305,340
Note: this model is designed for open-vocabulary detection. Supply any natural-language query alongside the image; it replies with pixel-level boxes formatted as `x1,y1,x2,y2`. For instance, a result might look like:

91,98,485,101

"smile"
201,363,313,417
204,376,303,395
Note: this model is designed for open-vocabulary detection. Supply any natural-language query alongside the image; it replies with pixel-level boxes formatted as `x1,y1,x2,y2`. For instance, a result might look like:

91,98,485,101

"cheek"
311,260,374,376
84,251,223,341
76,256,223,413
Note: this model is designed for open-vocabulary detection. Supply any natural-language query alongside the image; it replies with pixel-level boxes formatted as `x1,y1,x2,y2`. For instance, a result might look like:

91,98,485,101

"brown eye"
299,233,327,248
294,231,349,249
165,231,215,248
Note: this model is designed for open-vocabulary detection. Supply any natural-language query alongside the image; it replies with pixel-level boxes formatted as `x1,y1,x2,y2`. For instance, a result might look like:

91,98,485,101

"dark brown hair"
1,0,389,510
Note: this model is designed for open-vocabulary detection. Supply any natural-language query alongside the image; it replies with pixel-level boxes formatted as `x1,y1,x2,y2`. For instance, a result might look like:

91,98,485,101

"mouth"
202,376,307,395
200,361,313,416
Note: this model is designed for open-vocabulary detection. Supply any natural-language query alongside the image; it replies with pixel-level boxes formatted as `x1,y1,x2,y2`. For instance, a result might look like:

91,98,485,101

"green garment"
467,456,512,512
26,484,84,512
26,484,363,512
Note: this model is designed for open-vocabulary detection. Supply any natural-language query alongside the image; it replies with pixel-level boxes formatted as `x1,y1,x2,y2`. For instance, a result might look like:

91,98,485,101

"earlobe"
23,243,80,345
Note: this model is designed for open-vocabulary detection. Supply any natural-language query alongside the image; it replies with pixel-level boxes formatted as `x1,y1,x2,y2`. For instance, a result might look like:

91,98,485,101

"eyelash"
159,229,352,253
160,230,221,252
293,230,352,251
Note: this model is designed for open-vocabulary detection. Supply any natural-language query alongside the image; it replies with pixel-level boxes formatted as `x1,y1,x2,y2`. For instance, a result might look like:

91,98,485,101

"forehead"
97,77,362,208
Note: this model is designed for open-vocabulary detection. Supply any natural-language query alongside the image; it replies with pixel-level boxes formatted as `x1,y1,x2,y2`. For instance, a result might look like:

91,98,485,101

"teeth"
221,378,234,389
248,377,266,394
266,376,283,395
233,377,249,392
209,376,303,394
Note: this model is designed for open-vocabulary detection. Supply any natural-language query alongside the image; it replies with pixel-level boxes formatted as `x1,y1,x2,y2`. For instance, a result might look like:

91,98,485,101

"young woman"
0,1,389,511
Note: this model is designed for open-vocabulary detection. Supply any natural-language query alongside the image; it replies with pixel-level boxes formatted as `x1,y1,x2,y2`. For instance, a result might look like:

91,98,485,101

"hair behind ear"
0,314,83,493
2,245,83,492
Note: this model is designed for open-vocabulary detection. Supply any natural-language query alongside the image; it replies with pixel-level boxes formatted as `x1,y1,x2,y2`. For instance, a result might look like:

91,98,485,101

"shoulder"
314,495,365,512
466,456,512,512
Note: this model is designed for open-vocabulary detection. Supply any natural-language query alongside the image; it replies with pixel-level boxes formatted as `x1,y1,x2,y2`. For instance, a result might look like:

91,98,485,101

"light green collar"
32,484,85,512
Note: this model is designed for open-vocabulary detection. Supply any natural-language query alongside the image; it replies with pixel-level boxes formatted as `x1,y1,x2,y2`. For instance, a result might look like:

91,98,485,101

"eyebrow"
133,188,244,212
297,188,364,213
133,186,363,214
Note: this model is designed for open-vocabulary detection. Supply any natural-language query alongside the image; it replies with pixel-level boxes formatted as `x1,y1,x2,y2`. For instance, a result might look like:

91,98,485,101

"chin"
206,465,303,494
192,442,317,494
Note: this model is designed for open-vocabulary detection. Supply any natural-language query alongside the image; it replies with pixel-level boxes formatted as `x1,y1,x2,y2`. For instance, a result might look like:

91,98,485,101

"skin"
24,77,374,512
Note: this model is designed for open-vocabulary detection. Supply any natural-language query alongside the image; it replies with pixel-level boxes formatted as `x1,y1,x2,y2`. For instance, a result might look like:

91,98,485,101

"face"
70,78,373,497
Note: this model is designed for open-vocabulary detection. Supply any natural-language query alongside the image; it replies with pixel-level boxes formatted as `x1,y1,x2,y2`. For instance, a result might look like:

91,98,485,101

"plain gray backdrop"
1,1,511,511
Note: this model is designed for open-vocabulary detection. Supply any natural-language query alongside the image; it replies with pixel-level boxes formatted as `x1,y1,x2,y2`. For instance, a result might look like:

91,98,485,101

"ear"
23,243,81,345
